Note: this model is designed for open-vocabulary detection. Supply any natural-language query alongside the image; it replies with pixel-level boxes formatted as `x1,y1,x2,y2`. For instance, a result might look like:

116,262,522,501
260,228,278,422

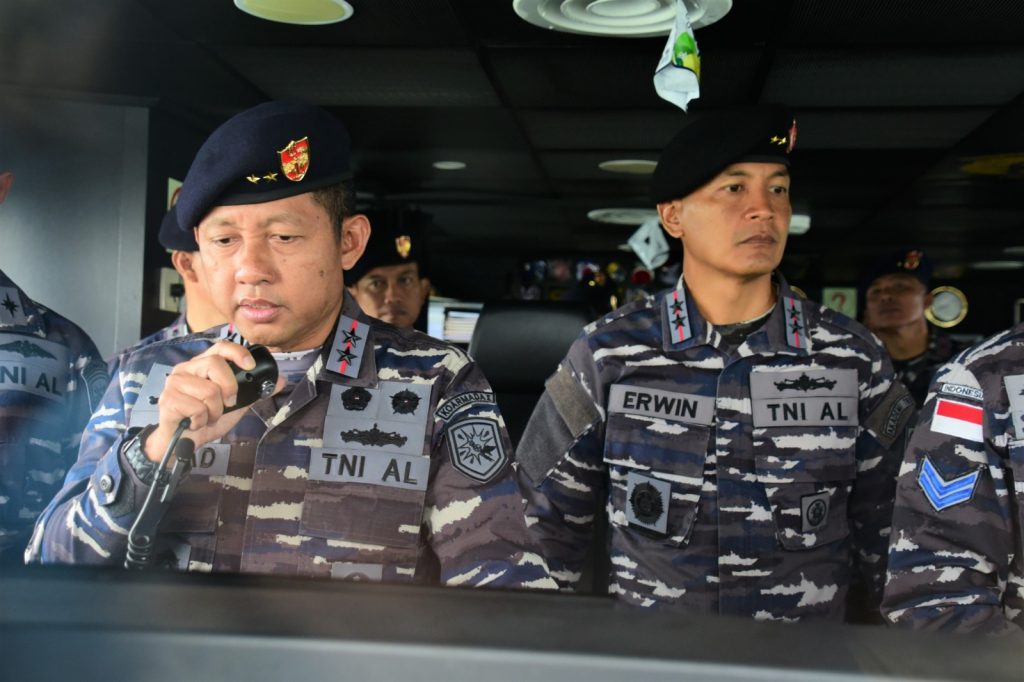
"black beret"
651,105,796,204
345,207,431,284
866,249,933,288
175,101,353,233
157,205,197,252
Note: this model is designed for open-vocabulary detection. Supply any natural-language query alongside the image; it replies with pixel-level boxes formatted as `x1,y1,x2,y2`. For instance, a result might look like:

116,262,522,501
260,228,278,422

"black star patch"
342,329,363,346
669,299,685,317
341,386,372,411
390,389,420,415
336,348,358,364
671,314,687,328
1,294,19,316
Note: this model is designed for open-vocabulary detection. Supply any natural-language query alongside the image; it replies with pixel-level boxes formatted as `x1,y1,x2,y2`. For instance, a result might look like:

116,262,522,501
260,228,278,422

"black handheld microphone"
125,345,279,569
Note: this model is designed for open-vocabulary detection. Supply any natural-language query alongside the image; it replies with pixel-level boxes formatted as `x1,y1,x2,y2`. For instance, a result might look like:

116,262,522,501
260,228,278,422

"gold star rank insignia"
263,172,278,182
246,174,261,184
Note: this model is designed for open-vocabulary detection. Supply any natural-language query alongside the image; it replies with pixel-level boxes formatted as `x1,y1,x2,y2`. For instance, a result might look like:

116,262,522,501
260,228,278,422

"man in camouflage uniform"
882,326,1024,634
515,106,915,622
863,249,968,407
28,102,556,589
113,205,225,360
0,170,108,563
346,205,432,332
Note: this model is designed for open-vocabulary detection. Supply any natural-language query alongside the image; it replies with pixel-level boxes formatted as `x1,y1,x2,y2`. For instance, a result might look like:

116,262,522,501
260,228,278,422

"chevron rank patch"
918,456,980,512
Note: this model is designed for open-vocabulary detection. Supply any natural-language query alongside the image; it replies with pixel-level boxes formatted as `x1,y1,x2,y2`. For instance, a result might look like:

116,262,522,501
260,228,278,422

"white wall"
0,94,147,358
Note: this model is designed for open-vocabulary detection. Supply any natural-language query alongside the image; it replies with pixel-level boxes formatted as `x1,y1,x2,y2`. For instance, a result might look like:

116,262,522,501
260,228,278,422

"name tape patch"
939,382,983,402
608,384,714,426
752,397,857,428
190,442,231,477
309,448,428,491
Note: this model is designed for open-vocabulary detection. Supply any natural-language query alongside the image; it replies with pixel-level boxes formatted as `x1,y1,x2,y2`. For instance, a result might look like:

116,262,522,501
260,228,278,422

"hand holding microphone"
125,342,280,569
143,342,283,463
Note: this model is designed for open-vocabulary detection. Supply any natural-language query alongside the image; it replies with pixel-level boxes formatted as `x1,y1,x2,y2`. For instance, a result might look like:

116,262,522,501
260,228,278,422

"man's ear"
420,278,431,303
0,172,14,204
171,250,200,283
340,213,370,271
657,199,685,239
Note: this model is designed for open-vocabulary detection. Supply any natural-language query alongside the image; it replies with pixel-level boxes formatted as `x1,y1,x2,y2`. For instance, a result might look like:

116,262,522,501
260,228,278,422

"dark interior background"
3,0,1023,336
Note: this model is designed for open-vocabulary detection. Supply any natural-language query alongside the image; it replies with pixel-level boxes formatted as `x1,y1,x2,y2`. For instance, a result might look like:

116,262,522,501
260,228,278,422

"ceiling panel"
218,48,500,107
764,49,1024,107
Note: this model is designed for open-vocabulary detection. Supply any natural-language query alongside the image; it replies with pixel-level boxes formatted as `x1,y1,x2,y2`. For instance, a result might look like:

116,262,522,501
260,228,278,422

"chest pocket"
750,368,859,550
753,428,857,550
602,384,714,547
300,448,429,548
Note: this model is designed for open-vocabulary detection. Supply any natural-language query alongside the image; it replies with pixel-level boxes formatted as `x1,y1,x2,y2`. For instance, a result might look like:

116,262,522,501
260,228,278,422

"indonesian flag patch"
930,398,984,443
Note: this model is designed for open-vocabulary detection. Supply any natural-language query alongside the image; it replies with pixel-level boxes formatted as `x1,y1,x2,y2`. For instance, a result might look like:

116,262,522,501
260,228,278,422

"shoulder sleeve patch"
516,366,601,485
446,418,508,484
864,381,915,449
546,365,601,440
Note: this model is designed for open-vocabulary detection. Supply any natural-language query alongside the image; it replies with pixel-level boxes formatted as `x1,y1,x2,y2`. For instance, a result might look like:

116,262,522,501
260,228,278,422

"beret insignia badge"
900,250,922,271
395,235,412,259
279,137,310,182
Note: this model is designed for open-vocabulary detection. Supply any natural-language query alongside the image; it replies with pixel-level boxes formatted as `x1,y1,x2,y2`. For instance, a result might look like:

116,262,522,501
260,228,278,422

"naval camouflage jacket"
516,273,915,621
28,295,556,589
107,314,190,374
0,270,107,559
882,325,1024,635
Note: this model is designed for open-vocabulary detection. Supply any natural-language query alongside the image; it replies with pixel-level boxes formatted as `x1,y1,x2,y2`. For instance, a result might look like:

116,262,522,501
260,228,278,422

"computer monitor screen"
427,299,484,344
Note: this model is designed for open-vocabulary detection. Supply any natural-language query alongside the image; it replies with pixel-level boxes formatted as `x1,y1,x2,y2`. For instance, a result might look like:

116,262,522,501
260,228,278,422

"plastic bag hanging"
654,0,701,111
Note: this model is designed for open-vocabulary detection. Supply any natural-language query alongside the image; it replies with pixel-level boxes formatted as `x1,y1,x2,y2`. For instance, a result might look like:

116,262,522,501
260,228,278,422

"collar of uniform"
315,293,378,388
660,275,711,353
741,273,811,357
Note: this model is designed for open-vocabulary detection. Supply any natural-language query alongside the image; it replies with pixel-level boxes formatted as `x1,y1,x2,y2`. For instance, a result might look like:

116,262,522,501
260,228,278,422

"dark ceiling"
3,0,1024,284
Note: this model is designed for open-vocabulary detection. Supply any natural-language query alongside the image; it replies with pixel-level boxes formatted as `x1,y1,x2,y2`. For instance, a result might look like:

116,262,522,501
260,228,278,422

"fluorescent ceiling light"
969,260,1024,270
234,0,353,25
514,0,732,38
788,213,811,235
588,208,659,225
432,161,467,171
1002,245,1024,256
599,159,658,175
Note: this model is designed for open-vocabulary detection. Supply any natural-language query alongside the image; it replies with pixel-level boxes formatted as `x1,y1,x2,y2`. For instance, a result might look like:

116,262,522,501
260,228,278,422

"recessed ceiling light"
588,208,659,225
788,213,811,235
969,260,1024,271
598,159,658,175
432,160,467,171
513,0,732,38
234,0,353,25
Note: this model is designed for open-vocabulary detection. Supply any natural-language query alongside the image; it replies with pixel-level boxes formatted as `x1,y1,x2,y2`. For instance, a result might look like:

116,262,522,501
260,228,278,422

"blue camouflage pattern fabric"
28,295,556,589
0,270,107,560
128,314,190,352
516,273,915,621
107,314,191,374
882,325,1024,635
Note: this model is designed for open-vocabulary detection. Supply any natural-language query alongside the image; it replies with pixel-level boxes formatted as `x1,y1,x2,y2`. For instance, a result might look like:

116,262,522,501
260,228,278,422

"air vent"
513,0,732,37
